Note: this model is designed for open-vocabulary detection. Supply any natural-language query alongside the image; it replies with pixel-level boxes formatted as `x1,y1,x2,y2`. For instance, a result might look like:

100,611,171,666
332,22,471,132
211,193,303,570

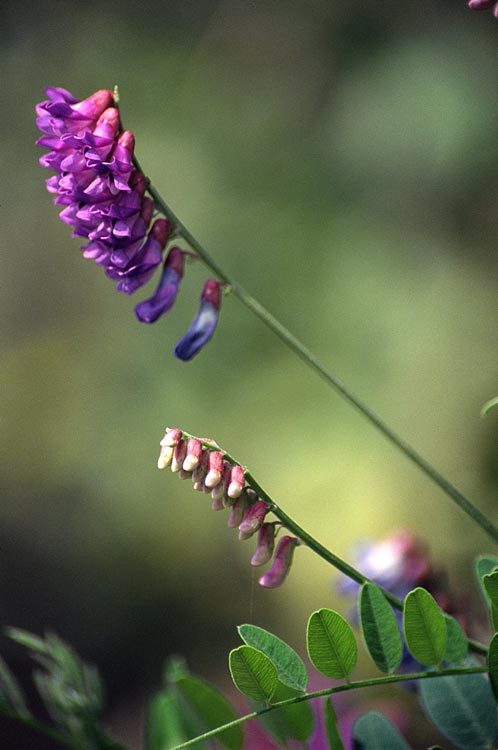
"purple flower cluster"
36,86,222,360
338,530,470,672
157,428,300,588
468,0,498,17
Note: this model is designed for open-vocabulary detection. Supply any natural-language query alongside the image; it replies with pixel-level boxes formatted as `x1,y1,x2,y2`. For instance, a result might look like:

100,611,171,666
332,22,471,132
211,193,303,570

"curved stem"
179,431,488,657
134,156,498,546
169,665,486,749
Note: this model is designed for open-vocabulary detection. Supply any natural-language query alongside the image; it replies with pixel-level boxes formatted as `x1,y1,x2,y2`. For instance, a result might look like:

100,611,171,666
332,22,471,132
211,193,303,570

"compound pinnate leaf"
487,633,498,702
359,583,403,674
420,672,497,750
229,645,277,702
403,588,446,665
443,615,468,664
307,609,357,680
174,675,243,750
352,710,412,750
324,697,346,750
237,624,307,691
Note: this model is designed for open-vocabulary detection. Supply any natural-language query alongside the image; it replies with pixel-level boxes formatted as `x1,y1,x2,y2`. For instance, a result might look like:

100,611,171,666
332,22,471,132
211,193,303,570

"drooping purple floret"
174,279,222,361
135,246,185,323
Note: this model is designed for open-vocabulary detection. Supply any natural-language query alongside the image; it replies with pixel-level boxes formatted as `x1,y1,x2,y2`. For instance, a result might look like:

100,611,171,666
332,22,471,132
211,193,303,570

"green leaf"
420,672,497,750
0,654,30,718
352,710,412,750
443,615,468,663
257,680,313,743
175,675,243,750
474,555,498,606
359,583,403,673
307,609,357,679
481,396,498,417
145,690,188,750
403,588,446,665
487,633,498,702
229,645,277,702
324,697,346,750
484,571,498,607
6,628,48,655
237,624,307,692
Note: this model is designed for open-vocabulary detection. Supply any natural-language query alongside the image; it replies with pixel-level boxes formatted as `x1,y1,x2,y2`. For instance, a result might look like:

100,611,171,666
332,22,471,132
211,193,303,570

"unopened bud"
258,536,299,589
183,438,202,472
192,450,208,483
238,500,268,540
205,451,224,488
251,523,276,566
211,461,231,503
178,468,192,480
160,427,182,447
157,445,173,470
228,465,245,499
227,494,248,528
171,440,187,473
211,495,225,511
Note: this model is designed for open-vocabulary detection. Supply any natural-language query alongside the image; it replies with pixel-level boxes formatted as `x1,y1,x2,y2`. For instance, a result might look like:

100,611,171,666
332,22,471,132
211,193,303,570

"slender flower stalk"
130,151,498,546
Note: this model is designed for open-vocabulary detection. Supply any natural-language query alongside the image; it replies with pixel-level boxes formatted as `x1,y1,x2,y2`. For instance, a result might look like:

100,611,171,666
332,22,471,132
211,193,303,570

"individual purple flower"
238,499,269,540
468,0,498,16
174,279,222,361
251,523,276,566
259,536,300,589
135,246,185,323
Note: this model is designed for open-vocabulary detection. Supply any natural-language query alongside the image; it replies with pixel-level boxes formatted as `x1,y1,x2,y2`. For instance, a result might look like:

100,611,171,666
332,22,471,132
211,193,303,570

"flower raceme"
35,86,222,360
157,428,300,588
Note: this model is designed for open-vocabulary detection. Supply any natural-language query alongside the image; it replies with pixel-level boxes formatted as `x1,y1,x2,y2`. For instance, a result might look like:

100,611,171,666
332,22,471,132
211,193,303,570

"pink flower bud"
157,445,173,470
258,536,299,589
171,440,187,473
228,465,245,499
211,461,231,503
183,438,202,472
93,107,121,139
73,89,114,119
192,450,209,483
251,523,276,567
160,427,182,447
238,500,268,540
205,451,224,488
178,468,192,480
227,494,248,528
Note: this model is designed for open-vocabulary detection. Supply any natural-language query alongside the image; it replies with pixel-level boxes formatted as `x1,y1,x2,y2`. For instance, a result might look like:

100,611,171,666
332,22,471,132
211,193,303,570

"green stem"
134,157,498,546
179,431,488,657
168,666,486,749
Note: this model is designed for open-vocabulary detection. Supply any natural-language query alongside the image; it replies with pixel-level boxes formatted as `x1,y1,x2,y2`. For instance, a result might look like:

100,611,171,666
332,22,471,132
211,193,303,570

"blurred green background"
1,0,497,747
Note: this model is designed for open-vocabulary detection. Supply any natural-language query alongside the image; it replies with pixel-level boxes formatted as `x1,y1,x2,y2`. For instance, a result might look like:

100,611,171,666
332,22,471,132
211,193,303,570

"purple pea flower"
135,246,185,323
259,536,300,589
174,279,222,361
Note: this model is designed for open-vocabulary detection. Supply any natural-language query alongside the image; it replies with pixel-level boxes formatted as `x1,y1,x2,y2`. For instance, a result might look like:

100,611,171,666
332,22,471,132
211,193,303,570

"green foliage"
420,672,497,750
352,710,412,750
483,570,498,608
487,633,498,702
475,556,498,631
237,623,307,691
229,645,277,702
307,608,357,679
257,680,313,744
6,627,121,749
359,583,403,673
403,588,446,665
146,690,188,750
175,676,243,750
0,654,30,719
443,615,468,664
481,396,498,417
324,697,346,750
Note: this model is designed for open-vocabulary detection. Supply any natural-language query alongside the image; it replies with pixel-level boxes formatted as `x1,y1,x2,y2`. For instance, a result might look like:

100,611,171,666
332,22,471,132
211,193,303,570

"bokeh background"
1,0,497,747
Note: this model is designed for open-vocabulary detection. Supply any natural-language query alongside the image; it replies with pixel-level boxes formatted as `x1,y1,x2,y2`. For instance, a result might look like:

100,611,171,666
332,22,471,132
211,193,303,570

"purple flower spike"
259,536,299,589
135,246,184,323
468,0,498,15
174,279,222,361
